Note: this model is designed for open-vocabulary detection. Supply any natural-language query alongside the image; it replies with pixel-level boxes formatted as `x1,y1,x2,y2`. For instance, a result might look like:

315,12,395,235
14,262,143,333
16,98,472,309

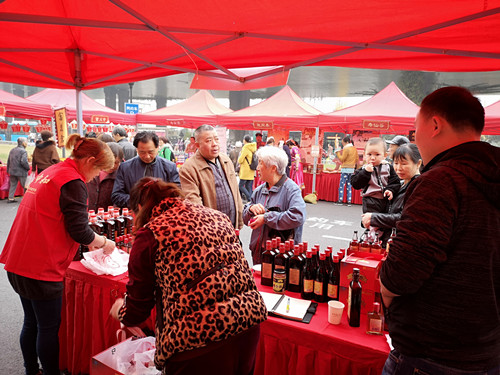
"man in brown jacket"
179,125,243,229
32,130,60,174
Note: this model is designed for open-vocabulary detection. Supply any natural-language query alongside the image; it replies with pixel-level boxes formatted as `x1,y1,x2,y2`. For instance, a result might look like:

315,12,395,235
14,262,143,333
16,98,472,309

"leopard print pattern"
145,198,267,369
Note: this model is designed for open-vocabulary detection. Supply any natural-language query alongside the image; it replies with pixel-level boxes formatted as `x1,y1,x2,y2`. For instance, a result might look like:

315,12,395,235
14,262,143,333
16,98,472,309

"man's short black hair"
244,135,252,143
133,131,159,148
112,126,128,138
420,86,484,134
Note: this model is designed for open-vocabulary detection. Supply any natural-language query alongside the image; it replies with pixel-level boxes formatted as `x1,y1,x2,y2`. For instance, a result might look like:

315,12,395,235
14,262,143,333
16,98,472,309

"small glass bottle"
366,302,384,335
349,231,359,254
385,228,397,257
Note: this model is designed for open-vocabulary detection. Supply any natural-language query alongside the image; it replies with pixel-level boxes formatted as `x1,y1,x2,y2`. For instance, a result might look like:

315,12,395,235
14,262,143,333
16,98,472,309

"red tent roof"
319,82,419,133
484,100,500,135
1,1,500,90
219,86,321,129
0,89,52,119
137,90,231,128
26,89,136,125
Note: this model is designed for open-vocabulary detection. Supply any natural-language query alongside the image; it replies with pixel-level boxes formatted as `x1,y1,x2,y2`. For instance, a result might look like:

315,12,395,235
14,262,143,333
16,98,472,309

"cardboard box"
340,254,382,292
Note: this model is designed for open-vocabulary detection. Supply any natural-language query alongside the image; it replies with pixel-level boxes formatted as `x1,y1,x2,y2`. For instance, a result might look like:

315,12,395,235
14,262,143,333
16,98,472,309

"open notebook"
259,291,314,322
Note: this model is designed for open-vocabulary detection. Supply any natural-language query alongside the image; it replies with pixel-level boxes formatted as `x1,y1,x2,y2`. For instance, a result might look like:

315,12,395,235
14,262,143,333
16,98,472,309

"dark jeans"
19,295,62,375
164,324,260,375
239,179,253,201
382,350,500,375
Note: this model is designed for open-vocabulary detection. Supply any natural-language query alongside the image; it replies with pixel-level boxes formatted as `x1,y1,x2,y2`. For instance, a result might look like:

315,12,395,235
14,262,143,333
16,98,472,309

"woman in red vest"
0,134,116,375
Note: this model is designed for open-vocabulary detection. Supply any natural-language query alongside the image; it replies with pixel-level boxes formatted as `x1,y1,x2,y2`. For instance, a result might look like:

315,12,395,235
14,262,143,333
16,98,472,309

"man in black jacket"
380,87,500,374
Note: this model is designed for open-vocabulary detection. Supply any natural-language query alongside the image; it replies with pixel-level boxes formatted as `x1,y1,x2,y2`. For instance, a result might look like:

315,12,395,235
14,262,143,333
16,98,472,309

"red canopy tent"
484,100,500,135
0,89,52,119
219,86,321,130
136,90,232,128
26,89,136,125
319,82,420,134
1,1,500,91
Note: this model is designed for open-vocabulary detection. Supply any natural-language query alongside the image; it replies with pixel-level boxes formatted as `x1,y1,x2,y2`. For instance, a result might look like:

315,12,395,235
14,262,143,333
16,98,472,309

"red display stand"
303,172,362,204
61,262,389,375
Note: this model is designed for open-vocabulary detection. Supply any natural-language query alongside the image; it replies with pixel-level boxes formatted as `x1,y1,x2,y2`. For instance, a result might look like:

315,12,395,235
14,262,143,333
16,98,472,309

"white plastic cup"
328,301,345,325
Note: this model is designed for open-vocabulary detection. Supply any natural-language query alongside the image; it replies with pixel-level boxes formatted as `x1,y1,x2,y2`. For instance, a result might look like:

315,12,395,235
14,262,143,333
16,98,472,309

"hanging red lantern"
102,125,109,133
71,121,78,130
22,124,31,133
12,123,21,132
35,125,42,133
40,119,47,125
0,120,8,130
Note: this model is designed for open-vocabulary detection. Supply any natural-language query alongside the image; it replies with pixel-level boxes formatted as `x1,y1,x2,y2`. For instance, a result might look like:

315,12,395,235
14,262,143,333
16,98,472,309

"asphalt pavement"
0,199,363,375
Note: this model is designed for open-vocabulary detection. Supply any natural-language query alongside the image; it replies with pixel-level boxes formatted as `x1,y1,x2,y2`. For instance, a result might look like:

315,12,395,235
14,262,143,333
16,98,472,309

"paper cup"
328,301,345,325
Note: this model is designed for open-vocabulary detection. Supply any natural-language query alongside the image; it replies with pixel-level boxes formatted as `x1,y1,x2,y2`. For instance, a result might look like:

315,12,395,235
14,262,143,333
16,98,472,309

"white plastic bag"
81,248,129,276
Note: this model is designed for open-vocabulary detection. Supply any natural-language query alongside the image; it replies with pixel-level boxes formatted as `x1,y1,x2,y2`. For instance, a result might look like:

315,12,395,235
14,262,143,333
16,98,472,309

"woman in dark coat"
361,143,422,246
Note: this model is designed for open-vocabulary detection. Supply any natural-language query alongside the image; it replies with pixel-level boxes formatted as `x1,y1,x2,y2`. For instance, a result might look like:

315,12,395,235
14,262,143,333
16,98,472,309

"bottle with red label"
349,231,359,254
371,234,383,255
366,302,384,335
359,233,371,253
261,240,275,287
287,246,303,293
122,208,134,236
327,254,340,301
313,252,328,303
301,250,315,300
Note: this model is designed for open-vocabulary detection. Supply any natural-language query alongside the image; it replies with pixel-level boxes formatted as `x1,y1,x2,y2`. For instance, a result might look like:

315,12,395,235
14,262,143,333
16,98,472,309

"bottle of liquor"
261,240,275,287
325,247,333,274
113,210,125,239
366,302,384,335
385,228,397,257
103,213,116,242
371,234,383,255
327,254,340,301
271,238,278,256
288,246,303,293
122,208,134,236
349,231,359,254
89,214,104,235
301,250,315,300
97,207,105,221
348,268,362,327
274,244,289,273
359,233,371,253
314,252,328,303
311,244,320,268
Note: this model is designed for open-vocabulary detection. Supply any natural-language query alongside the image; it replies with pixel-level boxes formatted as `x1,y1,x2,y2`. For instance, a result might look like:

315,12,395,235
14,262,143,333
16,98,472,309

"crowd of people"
0,86,498,375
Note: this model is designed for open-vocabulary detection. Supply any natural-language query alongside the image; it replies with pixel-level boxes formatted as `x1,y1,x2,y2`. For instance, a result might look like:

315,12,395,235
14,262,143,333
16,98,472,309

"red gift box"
340,254,382,292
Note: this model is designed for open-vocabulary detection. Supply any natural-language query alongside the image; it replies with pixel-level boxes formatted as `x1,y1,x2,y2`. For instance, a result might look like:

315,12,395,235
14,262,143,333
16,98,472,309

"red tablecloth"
60,262,155,375
0,165,26,199
254,274,389,375
61,262,389,375
303,172,362,205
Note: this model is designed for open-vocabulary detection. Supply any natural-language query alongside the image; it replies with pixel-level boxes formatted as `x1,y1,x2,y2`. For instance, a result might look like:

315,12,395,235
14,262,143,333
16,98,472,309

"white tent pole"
74,50,84,136
312,125,319,194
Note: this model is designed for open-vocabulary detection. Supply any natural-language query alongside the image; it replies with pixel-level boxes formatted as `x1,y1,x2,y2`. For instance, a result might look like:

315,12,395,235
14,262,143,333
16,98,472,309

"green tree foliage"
397,71,438,105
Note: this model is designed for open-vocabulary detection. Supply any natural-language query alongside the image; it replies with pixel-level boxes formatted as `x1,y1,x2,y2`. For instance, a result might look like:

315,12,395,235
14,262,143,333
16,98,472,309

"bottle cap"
319,252,326,260
279,243,285,254
373,302,381,313
306,250,312,258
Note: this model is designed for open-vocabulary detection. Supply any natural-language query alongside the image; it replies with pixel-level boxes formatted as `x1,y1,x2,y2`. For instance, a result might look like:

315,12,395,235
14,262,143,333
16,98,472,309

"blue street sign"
125,103,139,114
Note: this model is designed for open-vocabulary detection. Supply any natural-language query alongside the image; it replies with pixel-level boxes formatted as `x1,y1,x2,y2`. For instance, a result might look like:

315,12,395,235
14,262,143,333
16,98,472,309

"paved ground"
0,198,363,374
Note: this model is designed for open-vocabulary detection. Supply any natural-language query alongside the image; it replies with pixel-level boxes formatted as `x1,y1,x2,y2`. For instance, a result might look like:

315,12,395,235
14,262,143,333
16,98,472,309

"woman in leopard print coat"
110,177,267,375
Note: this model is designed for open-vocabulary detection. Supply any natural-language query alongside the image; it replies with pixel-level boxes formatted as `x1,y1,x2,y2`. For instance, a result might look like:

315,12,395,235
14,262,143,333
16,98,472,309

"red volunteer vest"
0,158,86,282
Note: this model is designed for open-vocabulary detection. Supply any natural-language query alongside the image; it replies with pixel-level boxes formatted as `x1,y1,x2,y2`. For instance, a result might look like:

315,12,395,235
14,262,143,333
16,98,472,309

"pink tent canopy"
136,90,232,128
319,82,419,133
0,89,52,119
27,89,136,125
1,1,500,90
219,86,321,130
484,100,500,135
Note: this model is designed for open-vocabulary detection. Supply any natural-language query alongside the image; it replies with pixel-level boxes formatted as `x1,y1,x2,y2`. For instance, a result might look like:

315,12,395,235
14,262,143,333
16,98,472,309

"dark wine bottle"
314,252,328,302
301,250,315,300
261,240,275,287
122,208,134,236
288,246,303,293
348,268,362,327
327,254,340,301
274,244,289,273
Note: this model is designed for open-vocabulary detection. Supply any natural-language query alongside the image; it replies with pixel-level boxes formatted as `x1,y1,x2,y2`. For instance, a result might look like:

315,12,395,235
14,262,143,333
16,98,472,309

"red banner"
166,119,184,126
253,121,274,129
0,105,5,117
91,115,110,124
362,120,391,130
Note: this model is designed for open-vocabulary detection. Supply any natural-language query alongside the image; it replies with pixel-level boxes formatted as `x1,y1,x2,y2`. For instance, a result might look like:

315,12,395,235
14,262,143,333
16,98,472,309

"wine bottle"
301,250,315,300
349,231,359,254
359,233,371,253
261,240,275,287
288,246,303,293
274,244,289,273
371,234,383,255
348,268,362,327
385,228,396,257
122,208,134,236
314,252,328,303
327,254,340,301
366,302,384,335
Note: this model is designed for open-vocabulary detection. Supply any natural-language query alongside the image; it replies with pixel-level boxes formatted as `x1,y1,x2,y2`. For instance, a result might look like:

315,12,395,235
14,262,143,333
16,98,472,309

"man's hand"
249,203,265,216
361,213,372,228
249,214,265,230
